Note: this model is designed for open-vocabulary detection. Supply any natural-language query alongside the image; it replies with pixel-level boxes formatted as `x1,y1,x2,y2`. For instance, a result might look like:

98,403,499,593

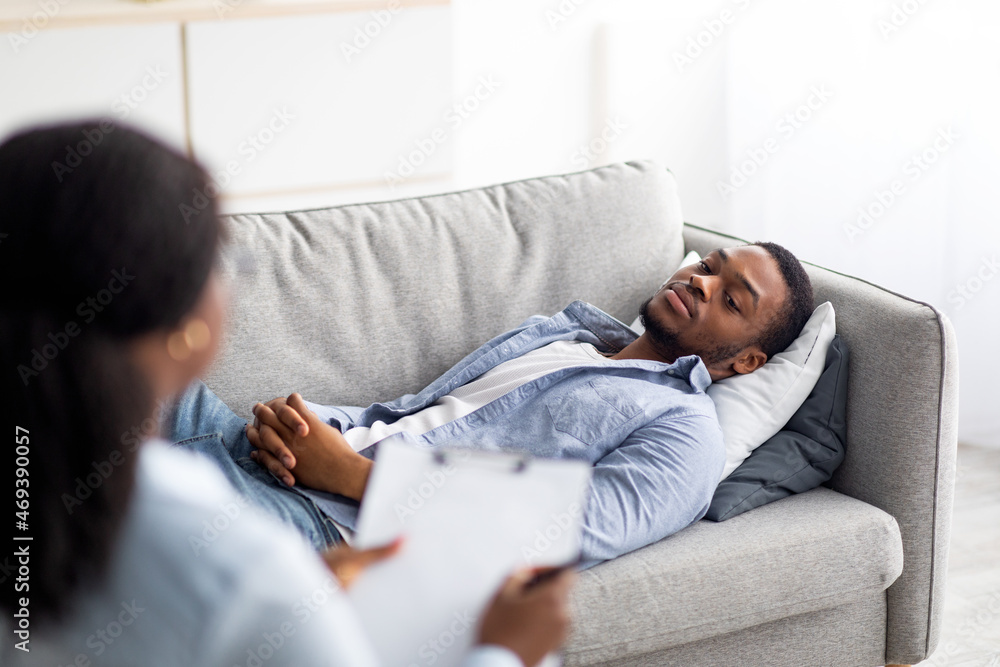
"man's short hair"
748,241,814,359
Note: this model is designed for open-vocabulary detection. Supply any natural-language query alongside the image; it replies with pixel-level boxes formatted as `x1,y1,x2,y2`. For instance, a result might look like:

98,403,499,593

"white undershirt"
343,340,608,452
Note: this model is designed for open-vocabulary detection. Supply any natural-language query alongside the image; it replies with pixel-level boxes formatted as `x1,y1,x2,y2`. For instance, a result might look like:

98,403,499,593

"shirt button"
667,370,677,377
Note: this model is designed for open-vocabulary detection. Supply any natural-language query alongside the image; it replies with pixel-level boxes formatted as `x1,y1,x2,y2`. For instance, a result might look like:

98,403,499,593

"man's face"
639,245,788,380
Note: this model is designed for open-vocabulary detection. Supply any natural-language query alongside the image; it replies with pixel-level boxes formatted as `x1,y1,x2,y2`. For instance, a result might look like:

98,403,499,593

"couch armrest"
682,223,959,664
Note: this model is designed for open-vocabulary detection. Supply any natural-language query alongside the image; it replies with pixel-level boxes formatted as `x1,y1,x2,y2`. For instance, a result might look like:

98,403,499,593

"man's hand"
246,393,372,501
478,567,575,667
321,538,403,589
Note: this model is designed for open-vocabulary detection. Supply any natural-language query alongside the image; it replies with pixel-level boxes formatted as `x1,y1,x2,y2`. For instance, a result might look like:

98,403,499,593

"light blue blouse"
3,442,520,667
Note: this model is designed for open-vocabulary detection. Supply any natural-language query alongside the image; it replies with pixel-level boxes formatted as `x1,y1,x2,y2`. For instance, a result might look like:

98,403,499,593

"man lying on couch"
164,242,813,565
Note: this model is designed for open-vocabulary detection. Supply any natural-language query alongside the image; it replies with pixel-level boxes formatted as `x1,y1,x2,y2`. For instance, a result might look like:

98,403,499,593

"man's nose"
690,274,716,301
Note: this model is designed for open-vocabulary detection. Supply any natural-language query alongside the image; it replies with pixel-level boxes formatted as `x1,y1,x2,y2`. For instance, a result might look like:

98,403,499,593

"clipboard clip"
432,450,530,473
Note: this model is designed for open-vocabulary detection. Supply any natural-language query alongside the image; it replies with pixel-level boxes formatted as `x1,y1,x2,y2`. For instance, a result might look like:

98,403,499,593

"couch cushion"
575,593,888,667
564,487,903,664
207,160,684,419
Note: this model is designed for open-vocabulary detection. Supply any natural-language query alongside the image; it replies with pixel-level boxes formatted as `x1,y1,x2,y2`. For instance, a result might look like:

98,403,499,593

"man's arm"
579,412,725,564
247,394,372,501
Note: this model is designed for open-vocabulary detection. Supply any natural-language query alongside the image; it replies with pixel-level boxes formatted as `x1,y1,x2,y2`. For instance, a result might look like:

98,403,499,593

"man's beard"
638,294,744,367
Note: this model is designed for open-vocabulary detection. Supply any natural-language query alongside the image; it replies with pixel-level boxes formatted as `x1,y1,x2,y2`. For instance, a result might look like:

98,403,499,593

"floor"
915,444,1000,667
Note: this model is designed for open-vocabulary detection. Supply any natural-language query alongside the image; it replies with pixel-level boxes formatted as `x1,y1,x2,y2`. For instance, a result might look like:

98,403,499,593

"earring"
166,318,212,362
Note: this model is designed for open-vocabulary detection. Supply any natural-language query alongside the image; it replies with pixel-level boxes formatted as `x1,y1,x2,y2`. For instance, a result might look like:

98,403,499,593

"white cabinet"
184,5,452,197
0,1,453,210
0,23,187,153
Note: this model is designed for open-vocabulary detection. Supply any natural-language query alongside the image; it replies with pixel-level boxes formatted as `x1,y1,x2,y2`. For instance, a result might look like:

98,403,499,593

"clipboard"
347,439,592,667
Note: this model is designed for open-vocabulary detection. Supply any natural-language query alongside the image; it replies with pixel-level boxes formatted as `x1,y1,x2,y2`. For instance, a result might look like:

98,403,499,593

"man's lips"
665,285,694,318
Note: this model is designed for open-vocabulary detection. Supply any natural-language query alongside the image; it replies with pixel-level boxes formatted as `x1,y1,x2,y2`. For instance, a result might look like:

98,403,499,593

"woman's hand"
246,393,372,500
321,538,403,589
478,567,576,667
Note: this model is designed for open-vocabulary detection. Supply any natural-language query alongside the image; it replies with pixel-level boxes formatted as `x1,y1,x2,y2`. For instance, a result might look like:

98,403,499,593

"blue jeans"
160,379,342,550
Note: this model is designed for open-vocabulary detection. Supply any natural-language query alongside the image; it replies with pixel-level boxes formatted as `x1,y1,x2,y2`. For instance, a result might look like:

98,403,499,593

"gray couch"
206,161,958,666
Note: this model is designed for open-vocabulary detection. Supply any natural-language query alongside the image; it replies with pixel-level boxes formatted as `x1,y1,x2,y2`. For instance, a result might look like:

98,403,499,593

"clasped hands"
245,393,372,502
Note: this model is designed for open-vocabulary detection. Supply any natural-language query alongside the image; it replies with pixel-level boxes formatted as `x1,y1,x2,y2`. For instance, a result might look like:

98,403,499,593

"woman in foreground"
0,121,572,667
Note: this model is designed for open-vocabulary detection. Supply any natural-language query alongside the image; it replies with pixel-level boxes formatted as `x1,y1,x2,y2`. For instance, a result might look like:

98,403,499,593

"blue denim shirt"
302,301,725,565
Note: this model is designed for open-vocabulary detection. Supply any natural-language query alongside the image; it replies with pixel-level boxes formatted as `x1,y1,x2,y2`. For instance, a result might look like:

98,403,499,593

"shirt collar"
671,355,713,392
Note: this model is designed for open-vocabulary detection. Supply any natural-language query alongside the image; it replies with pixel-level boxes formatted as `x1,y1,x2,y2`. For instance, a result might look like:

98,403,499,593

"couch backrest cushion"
206,160,684,418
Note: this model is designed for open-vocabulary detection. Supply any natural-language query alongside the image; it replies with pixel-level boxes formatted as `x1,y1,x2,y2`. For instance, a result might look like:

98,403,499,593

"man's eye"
726,294,740,312
698,261,711,273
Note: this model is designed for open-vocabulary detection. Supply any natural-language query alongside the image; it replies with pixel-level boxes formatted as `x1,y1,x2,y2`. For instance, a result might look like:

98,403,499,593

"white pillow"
710,301,836,480
628,250,836,482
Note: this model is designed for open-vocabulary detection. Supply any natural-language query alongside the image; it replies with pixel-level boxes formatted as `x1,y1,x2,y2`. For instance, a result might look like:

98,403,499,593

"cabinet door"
0,22,186,149
184,5,452,199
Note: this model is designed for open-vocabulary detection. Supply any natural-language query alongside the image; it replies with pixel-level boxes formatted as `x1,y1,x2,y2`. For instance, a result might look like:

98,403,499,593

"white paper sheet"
347,440,592,667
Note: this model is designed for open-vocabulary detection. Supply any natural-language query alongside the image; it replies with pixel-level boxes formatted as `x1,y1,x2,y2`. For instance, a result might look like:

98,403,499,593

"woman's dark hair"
0,121,221,621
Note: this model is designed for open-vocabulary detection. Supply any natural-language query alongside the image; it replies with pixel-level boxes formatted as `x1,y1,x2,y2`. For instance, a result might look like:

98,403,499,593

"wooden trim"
0,0,449,32
179,22,194,158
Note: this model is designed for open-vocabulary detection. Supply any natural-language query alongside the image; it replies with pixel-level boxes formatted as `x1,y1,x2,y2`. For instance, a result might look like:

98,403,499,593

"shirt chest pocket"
545,377,643,445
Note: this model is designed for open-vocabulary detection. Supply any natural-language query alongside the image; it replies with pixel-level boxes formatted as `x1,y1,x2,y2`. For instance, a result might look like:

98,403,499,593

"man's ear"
731,348,768,375
704,347,768,382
